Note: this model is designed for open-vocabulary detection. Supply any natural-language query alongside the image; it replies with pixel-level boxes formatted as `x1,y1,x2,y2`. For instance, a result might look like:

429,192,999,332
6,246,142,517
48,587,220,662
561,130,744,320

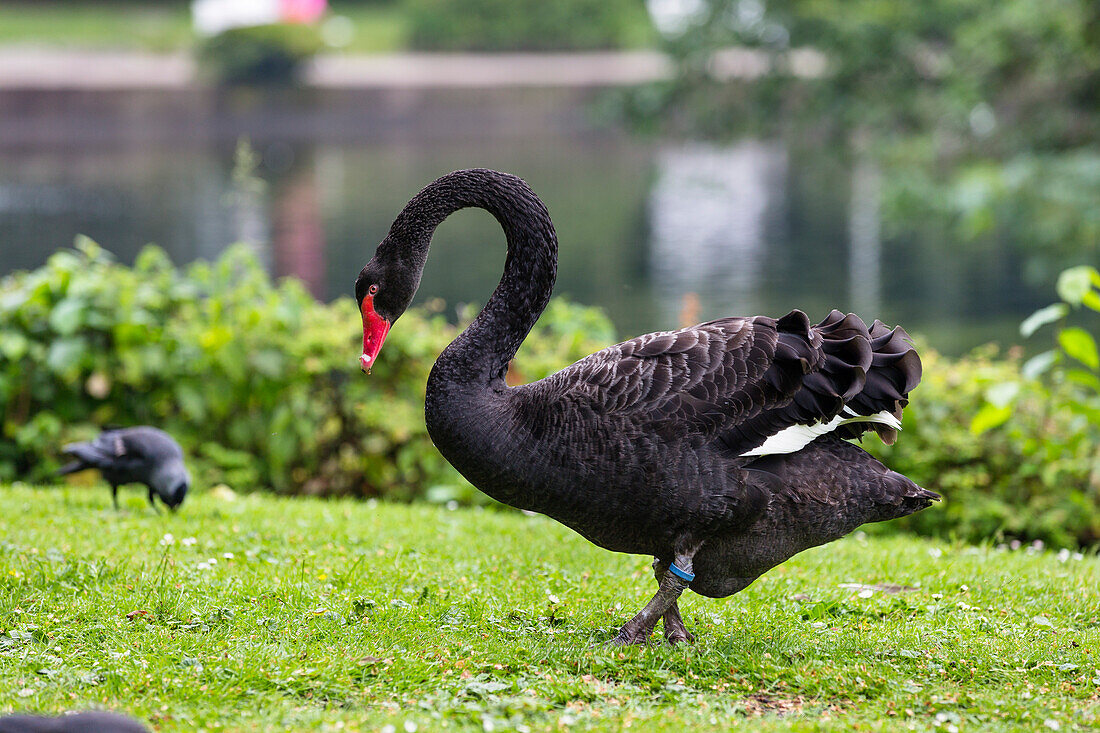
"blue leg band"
669,562,695,582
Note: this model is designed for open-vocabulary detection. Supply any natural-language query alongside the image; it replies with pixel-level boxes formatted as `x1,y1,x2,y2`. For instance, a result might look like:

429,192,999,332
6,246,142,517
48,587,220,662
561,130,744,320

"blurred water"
0,89,1044,355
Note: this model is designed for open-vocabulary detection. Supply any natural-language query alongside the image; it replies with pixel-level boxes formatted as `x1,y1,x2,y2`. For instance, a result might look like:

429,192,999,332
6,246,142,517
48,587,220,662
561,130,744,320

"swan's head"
355,241,421,373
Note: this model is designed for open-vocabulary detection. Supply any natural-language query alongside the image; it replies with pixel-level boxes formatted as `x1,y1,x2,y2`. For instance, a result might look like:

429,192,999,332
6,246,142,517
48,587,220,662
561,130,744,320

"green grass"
1,483,1097,731
0,1,655,54
0,1,407,54
0,3,194,52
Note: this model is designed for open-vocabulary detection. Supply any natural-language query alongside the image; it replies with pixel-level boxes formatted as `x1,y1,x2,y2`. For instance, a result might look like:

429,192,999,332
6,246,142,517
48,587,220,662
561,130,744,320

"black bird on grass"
0,712,149,733
355,169,938,645
57,426,190,512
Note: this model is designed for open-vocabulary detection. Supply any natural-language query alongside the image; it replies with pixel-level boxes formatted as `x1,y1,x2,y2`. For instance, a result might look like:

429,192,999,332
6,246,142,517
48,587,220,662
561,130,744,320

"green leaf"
1021,350,1058,380
1056,266,1099,306
1065,369,1100,394
73,234,104,259
46,338,85,374
970,403,1012,435
49,298,86,336
176,383,208,420
1082,289,1100,312
984,381,1020,408
1058,327,1099,370
0,331,29,361
1019,303,1067,338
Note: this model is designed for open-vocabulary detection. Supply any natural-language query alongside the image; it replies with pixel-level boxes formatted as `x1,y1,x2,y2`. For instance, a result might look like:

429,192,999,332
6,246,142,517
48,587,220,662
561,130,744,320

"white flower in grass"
1043,720,1060,731
181,537,197,546
159,533,175,546
404,722,418,733
927,547,942,559
222,552,234,560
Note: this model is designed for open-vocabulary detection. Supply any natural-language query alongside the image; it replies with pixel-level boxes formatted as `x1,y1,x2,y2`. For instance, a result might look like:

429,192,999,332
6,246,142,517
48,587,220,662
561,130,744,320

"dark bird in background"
57,427,190,512
0,712,149,733
356,169,938,645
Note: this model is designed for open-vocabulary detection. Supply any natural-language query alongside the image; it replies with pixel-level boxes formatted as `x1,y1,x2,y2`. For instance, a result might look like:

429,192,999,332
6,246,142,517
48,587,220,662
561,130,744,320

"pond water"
0,88,1048,355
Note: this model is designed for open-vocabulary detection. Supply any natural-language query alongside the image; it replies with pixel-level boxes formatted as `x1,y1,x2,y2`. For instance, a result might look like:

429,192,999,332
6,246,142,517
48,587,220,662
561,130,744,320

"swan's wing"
525,309,921,457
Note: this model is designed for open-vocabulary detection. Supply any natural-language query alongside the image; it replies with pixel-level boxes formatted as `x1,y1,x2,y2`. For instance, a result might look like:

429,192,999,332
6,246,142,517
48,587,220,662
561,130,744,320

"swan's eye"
368,284,379,296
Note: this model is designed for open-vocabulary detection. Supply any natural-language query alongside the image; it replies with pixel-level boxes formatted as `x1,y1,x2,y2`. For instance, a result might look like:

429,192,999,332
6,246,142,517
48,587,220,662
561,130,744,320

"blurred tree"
636,0,1100,271
405,0,652,51
650,0,1100,144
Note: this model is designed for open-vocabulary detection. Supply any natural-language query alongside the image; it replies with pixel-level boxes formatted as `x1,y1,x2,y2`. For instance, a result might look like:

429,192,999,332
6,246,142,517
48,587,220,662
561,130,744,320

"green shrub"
868,346,1100,549
196,23,321,85
404,0,650,52
0,240,615,501
6,242,1097,546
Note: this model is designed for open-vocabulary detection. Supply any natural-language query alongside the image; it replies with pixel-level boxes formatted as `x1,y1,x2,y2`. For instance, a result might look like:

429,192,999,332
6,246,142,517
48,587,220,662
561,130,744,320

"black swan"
58,426,190,511
356,169,937,645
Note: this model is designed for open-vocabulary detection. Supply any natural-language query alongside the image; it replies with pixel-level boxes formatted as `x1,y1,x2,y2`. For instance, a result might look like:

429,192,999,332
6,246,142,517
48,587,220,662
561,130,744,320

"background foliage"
870,347,1100,550
4,244,1098,547
405,0,651,52
0,242,614,502
637,0,1100,279
195,23,323,85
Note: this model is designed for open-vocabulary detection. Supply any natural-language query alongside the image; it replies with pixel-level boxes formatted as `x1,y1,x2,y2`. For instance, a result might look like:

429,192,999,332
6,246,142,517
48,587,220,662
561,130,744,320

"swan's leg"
652,559,695,644
661,603,694,644
612,551,695,646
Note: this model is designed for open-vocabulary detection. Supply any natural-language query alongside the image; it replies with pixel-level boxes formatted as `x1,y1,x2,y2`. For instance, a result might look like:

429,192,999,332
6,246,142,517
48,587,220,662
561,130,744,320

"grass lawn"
0,2,653,54
0,483,1097,731
0,2,407,54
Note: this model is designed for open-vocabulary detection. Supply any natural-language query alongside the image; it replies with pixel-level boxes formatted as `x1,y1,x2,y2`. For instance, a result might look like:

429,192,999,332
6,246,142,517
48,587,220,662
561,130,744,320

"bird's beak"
360,296,391,374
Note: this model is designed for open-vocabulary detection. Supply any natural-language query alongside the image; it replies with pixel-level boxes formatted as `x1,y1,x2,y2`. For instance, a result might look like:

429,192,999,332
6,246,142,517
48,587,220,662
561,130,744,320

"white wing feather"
740,410,902,458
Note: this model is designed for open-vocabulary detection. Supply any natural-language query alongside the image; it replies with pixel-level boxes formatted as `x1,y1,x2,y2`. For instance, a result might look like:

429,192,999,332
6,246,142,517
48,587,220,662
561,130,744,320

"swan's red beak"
360,296,391,374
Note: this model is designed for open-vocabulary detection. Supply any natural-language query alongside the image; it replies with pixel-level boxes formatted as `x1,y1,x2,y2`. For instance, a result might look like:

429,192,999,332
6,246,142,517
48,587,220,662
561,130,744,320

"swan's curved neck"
388,169,558,387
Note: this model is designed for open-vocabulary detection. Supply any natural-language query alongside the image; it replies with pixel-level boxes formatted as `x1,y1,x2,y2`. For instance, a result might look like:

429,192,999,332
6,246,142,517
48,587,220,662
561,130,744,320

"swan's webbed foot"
654,558,695,644
610,552,696,646
661,601,695,645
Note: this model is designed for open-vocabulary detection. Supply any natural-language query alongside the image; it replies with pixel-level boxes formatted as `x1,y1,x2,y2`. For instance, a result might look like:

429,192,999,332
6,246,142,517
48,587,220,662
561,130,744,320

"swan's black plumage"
356,169,937,644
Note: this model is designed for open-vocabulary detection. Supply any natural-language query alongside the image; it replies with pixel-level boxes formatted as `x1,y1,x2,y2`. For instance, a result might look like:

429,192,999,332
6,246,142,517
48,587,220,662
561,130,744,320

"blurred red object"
193,0,327,36
282,0,327,24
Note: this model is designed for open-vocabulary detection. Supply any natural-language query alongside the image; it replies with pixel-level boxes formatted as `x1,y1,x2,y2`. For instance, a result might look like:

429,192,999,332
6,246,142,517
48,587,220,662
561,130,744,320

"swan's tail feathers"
770,309,917,440
876,469,940,522
770,309,871,416
733,310,921,458
819,312,922,445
